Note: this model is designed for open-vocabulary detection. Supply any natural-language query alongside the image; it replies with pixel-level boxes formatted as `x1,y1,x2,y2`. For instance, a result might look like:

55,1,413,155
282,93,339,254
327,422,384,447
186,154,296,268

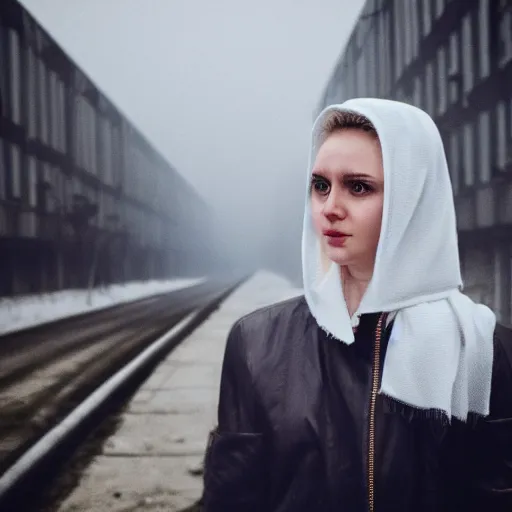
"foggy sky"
20,0,364,280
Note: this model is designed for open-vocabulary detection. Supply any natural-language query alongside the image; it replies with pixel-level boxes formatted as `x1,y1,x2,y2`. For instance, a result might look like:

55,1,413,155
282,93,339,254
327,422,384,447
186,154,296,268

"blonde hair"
320,110,378,142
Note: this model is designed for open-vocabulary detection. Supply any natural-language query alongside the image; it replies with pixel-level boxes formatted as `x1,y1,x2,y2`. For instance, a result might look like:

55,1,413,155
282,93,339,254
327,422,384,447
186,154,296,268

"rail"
0,278,242,510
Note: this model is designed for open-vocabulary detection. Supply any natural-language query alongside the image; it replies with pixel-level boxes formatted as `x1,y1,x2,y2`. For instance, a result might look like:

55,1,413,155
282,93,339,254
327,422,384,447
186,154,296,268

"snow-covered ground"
231,270,304,313
0,271,304,337
0,278,204,336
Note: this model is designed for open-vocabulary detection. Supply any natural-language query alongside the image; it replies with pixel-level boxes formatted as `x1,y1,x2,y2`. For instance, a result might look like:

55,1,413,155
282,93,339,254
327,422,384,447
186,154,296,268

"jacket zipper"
368,313,385,512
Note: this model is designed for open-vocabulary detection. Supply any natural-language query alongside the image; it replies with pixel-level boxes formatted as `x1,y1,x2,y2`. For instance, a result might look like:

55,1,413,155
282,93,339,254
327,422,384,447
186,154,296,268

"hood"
301,98,463,344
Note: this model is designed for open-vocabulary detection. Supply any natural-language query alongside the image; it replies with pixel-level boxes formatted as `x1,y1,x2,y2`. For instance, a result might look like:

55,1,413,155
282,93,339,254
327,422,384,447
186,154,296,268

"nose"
322,188,347,222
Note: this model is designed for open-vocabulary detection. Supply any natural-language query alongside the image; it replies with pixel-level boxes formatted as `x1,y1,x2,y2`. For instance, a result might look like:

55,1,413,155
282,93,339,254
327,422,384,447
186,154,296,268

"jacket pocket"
203,429,267,512
472,417,512,495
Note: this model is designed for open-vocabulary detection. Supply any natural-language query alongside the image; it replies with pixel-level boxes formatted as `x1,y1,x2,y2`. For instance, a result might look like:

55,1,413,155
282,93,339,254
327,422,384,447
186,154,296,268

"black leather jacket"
202,296,512,511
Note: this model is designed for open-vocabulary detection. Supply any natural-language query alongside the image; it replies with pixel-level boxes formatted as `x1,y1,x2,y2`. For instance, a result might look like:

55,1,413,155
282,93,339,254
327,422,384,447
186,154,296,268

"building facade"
0,0,215,297
319,0,512,325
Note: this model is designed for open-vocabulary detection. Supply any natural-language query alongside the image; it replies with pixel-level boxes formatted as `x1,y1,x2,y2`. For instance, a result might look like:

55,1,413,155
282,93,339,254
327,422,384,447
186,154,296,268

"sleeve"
202,320,269,512
466,327,512,510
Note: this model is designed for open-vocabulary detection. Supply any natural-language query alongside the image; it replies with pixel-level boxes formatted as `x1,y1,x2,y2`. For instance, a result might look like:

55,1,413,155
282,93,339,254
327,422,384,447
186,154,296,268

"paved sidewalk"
57,272,302,511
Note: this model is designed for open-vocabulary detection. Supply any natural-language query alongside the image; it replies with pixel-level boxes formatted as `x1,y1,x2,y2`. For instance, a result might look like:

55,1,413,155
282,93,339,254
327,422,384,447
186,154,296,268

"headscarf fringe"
381,394,484,429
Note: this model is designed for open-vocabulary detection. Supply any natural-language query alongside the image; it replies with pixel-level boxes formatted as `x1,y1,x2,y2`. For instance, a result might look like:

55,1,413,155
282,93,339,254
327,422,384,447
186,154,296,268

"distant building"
318,0,512,325
0,0,216,296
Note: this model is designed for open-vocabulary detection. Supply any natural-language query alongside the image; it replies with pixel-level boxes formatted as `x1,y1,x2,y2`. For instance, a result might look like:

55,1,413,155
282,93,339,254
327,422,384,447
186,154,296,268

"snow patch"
223,270,303,316
0,278,204,336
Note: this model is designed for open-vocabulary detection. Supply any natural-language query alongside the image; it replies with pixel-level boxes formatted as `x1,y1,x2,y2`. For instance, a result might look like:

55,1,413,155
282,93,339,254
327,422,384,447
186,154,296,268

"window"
58,80,66,152
83,100,89,171
493,246,507,323
372,19,381,93
400,2,414,66
479,0,491,79
437,46,448,115
27,49,37,139
461,13,474,95
49,71,57,149
510,96,512,163
50,73,65,153
72,175,83,197
84,99,97,175
425,61,434,114
463,123,475,186
496,101,507,170
377,10,386,95
494,243,512,325
8,29,21,125
46,167,58,212
75,96,97,173
411,0,420,61
422,0,432,36
86,106,92,172
52,77,58,150
449,129,461,193
448,31,460,104
38,59,48,144
98,190,105,227
0,139,5,200
56,167,67,211
435,0,445,19
413,75,423,108
74,97,81,167
60,174,70,211
10,144,21,198
478,110,491,183
403,0,413,67
28,157,38,207
83,100,90,172
42,163,52,194
498,5,512,67
102,118,113,185
0,25,7,118
111,125,121,187
384,9,392,94
394,2,404,79
510,249,512,322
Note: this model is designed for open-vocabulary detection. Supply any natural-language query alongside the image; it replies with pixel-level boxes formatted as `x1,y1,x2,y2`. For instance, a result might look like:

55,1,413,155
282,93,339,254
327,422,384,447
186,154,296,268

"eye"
311,176,330,195
349,180,373,195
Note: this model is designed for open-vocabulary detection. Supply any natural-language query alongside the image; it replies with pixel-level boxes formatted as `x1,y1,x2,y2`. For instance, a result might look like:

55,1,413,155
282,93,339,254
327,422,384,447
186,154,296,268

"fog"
20,0,365,285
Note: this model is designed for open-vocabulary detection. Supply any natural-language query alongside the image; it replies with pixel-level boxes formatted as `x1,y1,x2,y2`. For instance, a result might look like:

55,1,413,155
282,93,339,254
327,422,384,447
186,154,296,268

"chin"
324,246,351,267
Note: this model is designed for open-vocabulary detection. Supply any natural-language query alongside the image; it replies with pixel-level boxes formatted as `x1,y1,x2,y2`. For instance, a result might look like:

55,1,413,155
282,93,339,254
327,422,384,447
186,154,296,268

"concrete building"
0,0,215,296
319,0,512,325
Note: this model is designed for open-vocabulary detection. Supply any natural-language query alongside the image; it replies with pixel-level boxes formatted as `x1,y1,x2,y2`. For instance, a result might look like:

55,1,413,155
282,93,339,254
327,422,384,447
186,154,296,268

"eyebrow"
312,171,377,181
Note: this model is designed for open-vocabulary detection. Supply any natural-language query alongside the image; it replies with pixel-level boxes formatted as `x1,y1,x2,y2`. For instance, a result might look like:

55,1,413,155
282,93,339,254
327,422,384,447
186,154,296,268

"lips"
323,229,350,248
323,229,348,237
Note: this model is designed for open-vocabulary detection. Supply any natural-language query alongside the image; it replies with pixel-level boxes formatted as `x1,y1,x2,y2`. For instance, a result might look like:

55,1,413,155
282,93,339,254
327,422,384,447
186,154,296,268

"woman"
202,98,512,511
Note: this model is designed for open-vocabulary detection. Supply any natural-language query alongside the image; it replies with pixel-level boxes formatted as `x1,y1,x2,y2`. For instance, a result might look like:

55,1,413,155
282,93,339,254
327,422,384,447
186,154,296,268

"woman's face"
310,128,384,276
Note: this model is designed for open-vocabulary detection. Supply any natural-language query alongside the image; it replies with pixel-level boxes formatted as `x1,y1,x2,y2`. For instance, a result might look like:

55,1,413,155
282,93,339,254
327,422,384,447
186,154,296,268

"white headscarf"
301,98,496,422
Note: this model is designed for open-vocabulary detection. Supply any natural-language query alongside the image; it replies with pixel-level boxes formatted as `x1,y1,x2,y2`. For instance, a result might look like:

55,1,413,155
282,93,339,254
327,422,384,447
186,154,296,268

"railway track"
0,278,241,511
